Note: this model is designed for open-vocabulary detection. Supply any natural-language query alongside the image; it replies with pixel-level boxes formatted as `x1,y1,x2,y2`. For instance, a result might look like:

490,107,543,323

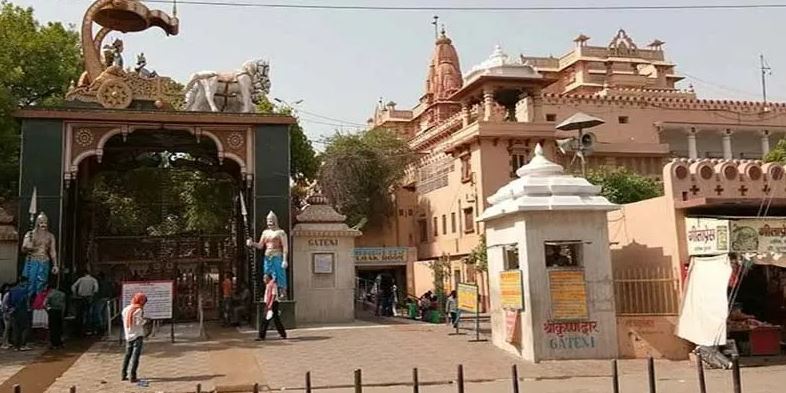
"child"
445,290,459,328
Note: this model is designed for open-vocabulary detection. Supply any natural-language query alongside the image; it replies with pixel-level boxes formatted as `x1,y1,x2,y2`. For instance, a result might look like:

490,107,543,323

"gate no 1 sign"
122,280,174,320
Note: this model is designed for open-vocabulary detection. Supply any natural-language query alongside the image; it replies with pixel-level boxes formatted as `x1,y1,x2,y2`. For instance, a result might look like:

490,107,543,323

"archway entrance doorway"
68,129,244,321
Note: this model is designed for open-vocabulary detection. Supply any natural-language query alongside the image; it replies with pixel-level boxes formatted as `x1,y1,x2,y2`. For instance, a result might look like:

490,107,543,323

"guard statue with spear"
20,187,59,296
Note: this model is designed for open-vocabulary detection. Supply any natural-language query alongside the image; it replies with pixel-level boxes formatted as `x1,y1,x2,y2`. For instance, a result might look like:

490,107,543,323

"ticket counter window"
545,241,583,268
504,245,520,270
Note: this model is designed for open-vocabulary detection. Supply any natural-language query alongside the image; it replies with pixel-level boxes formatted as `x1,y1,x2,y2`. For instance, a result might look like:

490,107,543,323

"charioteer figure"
247,211,288,298
21,212,58,296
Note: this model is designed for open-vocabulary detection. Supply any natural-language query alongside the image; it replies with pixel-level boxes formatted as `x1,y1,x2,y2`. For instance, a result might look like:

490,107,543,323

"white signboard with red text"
685,217,730,256
121,280,174,320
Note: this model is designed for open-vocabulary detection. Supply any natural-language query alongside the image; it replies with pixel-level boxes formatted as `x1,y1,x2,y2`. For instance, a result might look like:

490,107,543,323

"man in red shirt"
256,274,287,341
221,273,234,326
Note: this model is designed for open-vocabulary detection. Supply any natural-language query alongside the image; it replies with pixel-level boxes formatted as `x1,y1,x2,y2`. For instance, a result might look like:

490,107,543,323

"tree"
466,234,488,272
764,138,786,164
585,166,663,205
0,2,81,200
256,97,319,183
318,127,415,227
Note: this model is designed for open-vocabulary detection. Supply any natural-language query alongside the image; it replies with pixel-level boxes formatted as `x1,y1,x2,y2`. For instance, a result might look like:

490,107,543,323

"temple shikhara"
359,27,786,325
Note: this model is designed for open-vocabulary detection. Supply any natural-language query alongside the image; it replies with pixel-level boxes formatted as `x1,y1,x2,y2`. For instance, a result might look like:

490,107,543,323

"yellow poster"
457,283,479,313
548,270,589,320
500,270,524,310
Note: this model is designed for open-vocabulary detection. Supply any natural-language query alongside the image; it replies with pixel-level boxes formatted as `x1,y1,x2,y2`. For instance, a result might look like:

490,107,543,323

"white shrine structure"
479,144,620,361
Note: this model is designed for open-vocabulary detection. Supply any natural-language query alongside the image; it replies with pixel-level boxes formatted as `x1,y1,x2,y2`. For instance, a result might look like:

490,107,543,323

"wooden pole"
647,357,656,393
611,359,620,393
457,364,465,393
253,382,259,393
196,383,201,393
511,364,520,393
354,369,363,393
413,368,419,393
13,385,21,393
69,386,76,393
306,371,312,393
732,354,742,393
695,353,707,393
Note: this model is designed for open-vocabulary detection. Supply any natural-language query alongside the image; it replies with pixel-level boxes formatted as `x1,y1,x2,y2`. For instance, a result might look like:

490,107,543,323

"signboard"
457,283,479,313
313,253,335,274
121,280,174,320
499,270,524,310
685,217,730,256
548,270,589,320
505,310,519,343
731,219,786,254
353,247,408,265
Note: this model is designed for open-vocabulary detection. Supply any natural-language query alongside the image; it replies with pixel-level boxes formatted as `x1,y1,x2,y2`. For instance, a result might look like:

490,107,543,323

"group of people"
373,273,399,317
0,270,113,351
1,277,65,351
413,290,460,328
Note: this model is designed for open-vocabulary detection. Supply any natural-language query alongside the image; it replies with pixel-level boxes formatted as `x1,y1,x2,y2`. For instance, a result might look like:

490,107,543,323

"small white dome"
478,144,617,222
464,45,542,82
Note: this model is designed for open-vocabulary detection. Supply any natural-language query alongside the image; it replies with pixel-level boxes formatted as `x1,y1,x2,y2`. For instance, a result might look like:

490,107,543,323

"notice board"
121,280,174,320
547,270,589,320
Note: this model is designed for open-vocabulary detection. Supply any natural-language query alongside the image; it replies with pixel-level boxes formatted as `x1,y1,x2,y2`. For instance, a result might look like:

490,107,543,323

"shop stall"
681,217,786,358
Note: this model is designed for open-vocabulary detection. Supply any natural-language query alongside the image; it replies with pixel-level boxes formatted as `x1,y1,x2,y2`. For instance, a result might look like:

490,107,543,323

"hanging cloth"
677,254,733,346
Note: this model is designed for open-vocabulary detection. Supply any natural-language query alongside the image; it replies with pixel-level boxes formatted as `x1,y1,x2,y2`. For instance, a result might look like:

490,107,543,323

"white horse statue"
183,59,270,113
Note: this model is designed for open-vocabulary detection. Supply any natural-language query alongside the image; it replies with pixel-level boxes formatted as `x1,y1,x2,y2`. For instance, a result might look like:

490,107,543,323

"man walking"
256,274,286,341
121,293,147,383
71,270,98,336
8,277,32,351
221,272,234,326
45,281,66,349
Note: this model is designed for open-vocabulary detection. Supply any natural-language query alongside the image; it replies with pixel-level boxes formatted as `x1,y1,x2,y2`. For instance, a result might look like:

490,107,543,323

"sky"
13,0,786,148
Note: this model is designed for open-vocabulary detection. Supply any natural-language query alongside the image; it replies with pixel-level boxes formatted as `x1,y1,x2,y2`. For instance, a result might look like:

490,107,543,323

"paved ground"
2,313,786,392
0,344,46,386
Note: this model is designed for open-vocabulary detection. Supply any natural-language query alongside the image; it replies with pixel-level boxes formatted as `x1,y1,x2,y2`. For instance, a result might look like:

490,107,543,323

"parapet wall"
663,158,786,203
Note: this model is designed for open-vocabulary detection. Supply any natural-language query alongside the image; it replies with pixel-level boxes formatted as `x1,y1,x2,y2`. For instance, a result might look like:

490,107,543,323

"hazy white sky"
14,0,786,147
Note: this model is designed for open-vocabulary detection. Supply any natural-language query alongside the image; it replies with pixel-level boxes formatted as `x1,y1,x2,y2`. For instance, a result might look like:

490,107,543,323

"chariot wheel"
97,79,133,109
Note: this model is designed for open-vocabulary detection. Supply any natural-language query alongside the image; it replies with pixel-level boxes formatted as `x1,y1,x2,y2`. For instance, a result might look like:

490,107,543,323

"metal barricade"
105,297,120,338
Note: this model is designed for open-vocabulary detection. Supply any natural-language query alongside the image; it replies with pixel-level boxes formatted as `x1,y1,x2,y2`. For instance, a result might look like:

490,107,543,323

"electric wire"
147,1,786,12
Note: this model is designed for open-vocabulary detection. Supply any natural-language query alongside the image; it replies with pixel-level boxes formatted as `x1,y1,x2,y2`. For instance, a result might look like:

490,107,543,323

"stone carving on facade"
66,0,183,110
63,124,253,184
183,59,271,113
607,29,638,56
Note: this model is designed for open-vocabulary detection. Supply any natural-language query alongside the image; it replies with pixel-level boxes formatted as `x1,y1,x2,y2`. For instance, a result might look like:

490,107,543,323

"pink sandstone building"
357,28,786,315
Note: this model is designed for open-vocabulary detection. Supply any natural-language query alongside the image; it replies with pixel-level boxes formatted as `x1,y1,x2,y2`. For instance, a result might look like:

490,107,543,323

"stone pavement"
243,318,786,392
0,344,47,386
2,315,786,392
45,323,221,393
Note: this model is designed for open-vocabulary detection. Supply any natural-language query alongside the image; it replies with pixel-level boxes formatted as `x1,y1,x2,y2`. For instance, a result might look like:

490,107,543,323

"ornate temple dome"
425,29,463,102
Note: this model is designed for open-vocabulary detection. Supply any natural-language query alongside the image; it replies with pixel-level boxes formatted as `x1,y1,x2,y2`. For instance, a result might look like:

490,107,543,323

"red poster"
505,310,519,343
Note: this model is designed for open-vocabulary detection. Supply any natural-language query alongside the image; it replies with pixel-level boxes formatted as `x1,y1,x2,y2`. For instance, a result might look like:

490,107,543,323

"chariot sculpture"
66,0,271,113
66,0,183,109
